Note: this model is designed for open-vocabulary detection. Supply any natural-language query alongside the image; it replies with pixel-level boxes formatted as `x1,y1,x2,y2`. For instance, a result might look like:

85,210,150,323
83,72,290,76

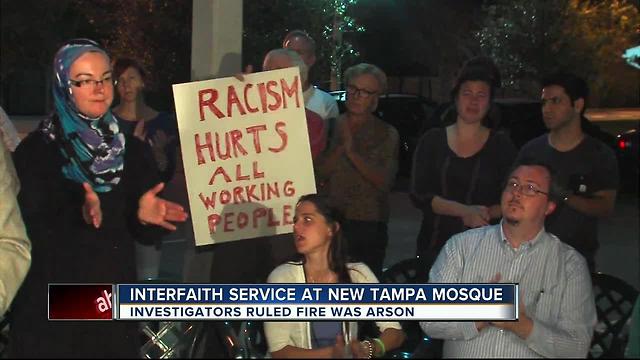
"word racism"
192,75,302,235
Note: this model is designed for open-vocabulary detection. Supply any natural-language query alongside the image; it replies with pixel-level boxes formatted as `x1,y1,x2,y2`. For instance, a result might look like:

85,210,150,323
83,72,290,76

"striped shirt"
420,223,596,358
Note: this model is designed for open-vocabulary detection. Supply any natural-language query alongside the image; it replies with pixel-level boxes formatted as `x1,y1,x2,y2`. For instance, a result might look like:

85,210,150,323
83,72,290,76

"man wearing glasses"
516,72,618,272
420,158,595,358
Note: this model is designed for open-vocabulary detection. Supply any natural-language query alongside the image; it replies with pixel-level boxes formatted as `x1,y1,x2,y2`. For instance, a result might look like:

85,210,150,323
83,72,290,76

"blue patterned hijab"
41,39,125,193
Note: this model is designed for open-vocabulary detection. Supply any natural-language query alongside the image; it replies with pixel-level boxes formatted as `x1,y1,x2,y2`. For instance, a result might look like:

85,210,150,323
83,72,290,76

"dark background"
1,0,638,115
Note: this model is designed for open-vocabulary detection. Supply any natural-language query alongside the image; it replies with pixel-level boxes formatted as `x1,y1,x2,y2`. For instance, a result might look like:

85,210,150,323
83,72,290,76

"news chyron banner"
172,68,316,246
115,284,517,321
48,283,517,321
48,284,114,320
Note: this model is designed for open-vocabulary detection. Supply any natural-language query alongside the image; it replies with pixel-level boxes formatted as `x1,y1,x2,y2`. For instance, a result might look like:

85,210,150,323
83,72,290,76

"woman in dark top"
112,57,178,183
410,62,516,265
9,39,187,358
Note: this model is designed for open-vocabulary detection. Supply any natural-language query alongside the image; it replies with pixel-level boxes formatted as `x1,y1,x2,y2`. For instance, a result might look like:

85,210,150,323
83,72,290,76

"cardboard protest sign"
172,68,316,246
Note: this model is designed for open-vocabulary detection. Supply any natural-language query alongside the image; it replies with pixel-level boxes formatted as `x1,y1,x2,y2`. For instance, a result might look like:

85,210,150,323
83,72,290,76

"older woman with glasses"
317,63,399,277
9,39,188,358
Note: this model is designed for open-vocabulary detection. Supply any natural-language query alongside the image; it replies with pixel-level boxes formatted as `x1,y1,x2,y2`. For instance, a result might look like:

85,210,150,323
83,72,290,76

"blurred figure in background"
410,59,516,269
282,29,339,139
261,48,326,161
112,57,178,183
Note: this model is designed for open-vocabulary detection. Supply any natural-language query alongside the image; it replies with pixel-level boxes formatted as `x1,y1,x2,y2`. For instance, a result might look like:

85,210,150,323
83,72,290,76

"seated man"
420,158,596,358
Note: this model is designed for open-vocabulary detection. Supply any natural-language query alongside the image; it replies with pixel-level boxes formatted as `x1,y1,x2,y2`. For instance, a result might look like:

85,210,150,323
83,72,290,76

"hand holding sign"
138,182,189,230
233,64,254,82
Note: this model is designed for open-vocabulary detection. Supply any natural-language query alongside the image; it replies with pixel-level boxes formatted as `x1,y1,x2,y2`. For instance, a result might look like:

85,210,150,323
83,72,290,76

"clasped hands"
82,182,188,230
475,273,534,340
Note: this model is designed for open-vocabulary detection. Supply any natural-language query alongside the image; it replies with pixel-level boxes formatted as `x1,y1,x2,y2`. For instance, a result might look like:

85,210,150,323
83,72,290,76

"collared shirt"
420,223,596,358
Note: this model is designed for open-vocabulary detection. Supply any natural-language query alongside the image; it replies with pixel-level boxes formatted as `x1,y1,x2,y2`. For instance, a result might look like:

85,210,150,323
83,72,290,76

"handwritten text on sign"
172,68,316,246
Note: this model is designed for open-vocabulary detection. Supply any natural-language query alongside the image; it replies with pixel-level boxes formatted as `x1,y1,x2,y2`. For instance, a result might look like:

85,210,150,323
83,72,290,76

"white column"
190,0,243,81
183,0,243,283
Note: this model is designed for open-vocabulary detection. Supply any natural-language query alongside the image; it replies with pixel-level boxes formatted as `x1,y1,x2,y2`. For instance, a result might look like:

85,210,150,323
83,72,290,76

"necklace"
306,271,337,284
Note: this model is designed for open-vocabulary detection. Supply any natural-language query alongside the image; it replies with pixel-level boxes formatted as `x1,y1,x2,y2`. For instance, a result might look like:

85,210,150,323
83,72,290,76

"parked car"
615,124,639,193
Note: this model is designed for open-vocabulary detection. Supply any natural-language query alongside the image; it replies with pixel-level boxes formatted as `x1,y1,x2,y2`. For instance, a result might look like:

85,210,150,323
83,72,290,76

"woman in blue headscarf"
9,39,188,358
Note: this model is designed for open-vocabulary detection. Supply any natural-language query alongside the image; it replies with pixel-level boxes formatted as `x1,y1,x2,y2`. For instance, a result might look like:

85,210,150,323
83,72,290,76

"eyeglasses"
69,76,116,89
346,85,378,98
505,180,549,197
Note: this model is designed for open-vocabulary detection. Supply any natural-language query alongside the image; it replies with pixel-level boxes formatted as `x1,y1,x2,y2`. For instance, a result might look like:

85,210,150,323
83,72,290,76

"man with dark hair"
516,71,618,271
282,30,339,128
421,160,595,358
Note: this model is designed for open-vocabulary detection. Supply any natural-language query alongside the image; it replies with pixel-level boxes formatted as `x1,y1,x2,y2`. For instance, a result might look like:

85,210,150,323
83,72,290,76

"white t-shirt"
303,86,340,123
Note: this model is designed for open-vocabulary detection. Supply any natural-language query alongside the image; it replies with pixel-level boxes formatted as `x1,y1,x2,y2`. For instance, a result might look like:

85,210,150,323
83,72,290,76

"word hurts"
194,122,288,166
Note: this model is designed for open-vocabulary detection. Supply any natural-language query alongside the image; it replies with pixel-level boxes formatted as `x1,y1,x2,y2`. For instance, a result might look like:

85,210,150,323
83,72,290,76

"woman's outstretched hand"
82,182,102,228
233,64,254,81
138,182,189,230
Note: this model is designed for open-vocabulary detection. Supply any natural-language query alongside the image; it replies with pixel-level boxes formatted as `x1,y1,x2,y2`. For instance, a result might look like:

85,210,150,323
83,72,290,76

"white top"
264,261,402,354
303,86,339,123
